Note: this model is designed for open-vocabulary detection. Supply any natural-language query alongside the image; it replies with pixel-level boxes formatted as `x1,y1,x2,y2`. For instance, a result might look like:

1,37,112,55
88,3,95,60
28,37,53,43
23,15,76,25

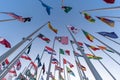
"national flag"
21,54,31,61
22,17,31,22
62,6,72,13
15,59,21,70
86,54,103,60
67,25,79,34
75,61,86,71
9,67,17,76
44,46,56,55
74,51,82,57
38,33,50,43
82,12,95,22
42,63,45,74
85,43,100,51
2,58,10,68
30,61,37,70
82,30,94,42
38,0,53,15
26,44,32,54
59,48,70,55
55,65,63,72
51,57,59,65
55,36,68,45
48,22,58,34
0,37,11,48
103,0,115,4
96,16,114,27
70,40,83,46
66,66,75,76
35,54,42,67
63,58,74,68
97,32,118,39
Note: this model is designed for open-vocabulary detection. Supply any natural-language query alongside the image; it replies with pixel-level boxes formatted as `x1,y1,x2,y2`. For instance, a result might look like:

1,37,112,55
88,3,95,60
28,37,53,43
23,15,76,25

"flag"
82,30,94,42
63,58,74,68
42,63,45,74
67,25,79,34
16,73,27,80
62,6,72,13
86,54,103,60
9,67,17,76
30,61,37,70
85,43,100,51
2,58,10,68
75,61,86,71
82,12,95,22
22,17,31,22
97,32,118,38
0,37,11,48
74,51,82,57
35,54,42,67
59,48,70,55
44,46,56,55
48,22,58,34
51,57,59,65
103,0,115,4
38,33,50,43
15,59,21,70
55,65,63,72
38,0,53,15
66,66,75,76
21,54,31,60
70,40,83,47
55,36,68,45
26,44,32,54
96,16,114,27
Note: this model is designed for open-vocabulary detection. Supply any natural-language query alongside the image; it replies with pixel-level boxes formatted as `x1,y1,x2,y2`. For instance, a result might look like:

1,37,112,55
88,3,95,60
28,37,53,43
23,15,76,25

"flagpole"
66,27,102,80
80,6,120,13
66,66,69,80
0,21,49,64
85,45,116,80
70,40,86,80
46,37,56,80
58,49,61,80
63,60,66,80
0,36,38,79
100,49,120,66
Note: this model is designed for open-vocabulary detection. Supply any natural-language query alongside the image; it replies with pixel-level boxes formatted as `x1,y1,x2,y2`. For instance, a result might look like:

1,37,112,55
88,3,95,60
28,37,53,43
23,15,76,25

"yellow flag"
48,22,58,34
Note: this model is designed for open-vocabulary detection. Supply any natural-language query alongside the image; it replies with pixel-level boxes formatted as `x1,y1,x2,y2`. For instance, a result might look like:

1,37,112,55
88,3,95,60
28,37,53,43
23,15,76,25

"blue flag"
35,54,42,67
38,0,53,15
97,32,118,39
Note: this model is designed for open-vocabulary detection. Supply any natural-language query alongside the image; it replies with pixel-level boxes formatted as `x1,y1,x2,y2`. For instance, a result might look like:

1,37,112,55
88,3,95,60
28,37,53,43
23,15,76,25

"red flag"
15,59,21,70
21,54,31,61
63,58,74,68
63,58,67,64
0,37,11,48
103,0,115,4
30,61,37,70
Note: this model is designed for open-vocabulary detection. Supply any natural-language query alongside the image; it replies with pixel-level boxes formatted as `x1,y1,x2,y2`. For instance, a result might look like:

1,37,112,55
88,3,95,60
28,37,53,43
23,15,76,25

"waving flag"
59,48,70,55
62,6,72,13
66,66,75,76
97,32,118,39
82,12,95,22
38,0,53,15
26,44,32,54
15,59,21,70
85,43,100,51
70,40,83,47
44,46,56,55
75,61,86,71
42,63,45,74
86,54,103,60
55,65,63,72
38,33,50,43
82,30,94,42
63,58,74,68
96,16,114,27
103,0,115,4
0,37,11,48
48,22,58,34
67,25,80,34
74,51,82,57
55,36,68,45
51,57,59,65
35,54,42,67
21,54,31,61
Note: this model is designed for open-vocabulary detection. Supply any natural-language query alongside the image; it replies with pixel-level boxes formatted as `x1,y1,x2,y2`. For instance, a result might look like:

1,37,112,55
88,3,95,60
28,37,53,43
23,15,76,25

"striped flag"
44,46,56,55
38,33,50,43
21,54,31,61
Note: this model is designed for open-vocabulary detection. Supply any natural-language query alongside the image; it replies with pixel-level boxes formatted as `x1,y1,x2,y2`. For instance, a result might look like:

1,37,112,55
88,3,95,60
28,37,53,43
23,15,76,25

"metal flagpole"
58,47,61,80
0,35,37,79
0,21,49,64
70,40,86,80
63,59,66,80
46,37,56,80
66,27,102,80
85,44,116,80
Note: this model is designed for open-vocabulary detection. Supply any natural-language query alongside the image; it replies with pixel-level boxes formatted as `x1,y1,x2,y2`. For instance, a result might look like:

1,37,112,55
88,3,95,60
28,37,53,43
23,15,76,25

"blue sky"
0,0,120,80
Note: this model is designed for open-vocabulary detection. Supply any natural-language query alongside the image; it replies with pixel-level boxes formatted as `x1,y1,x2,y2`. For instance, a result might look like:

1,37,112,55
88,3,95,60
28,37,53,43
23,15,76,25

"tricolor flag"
97,32,118,39
0,37,11,48
96,16,114,27
63,58,74,68
51,57,59,65
61,6,72,13
38,33,50,43
66,66,75,76
82,30,94,42
86,54,103,60
82,12,95,22
59,48,70,55
44,46,56,55
85,43,100,51
55,36,68,45
48,22,58,34
67,25,80,34
103,0,115,4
